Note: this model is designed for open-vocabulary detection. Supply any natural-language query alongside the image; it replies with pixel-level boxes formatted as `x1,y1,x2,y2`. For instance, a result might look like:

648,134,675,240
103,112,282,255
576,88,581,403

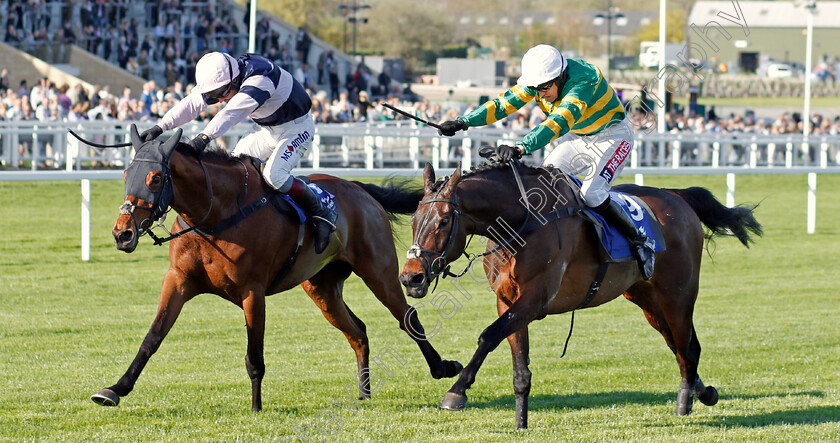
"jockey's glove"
495,144,522,163
438,119,466,137
139,125,163,142
189,133,212,152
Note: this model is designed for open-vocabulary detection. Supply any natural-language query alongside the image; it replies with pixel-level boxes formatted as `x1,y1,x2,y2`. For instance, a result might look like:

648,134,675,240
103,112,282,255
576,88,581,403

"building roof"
689,1,839,29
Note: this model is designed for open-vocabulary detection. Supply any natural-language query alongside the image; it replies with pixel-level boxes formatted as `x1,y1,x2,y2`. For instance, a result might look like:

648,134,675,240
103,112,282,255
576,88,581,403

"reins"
145,159,216,245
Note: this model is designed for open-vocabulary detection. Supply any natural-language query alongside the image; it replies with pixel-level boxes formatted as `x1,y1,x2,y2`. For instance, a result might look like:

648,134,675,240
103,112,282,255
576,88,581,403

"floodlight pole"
248,0,257,53
802,1,816,139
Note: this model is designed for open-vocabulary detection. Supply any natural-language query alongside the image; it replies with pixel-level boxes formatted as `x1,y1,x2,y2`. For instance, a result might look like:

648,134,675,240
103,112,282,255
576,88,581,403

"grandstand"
0,0,362,98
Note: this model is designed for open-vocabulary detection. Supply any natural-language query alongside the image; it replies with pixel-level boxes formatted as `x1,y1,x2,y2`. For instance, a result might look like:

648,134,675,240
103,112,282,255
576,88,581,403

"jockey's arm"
158,93,207,131
199,92,260,139
457,84,535,129
517,82,596,154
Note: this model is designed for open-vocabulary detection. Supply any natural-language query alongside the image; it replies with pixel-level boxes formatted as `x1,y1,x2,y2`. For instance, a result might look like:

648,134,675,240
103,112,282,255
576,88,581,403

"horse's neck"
460,169,577,235
170,153,247,224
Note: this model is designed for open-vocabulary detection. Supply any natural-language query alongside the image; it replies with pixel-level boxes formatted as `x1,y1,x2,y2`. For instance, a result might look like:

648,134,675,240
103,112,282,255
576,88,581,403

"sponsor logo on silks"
599,140,632,182
280,130,311,161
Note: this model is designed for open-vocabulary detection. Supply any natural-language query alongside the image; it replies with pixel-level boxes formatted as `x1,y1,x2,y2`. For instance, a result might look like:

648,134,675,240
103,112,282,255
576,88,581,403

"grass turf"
0,173,838,442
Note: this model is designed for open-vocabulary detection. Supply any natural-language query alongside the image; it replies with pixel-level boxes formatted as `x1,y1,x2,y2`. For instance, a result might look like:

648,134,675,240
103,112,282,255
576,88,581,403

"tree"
631,7,686,53
358,0,454,71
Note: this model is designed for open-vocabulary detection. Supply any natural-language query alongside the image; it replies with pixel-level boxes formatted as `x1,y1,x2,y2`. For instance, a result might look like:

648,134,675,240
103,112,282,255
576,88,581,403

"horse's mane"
430,161,554,192
175,142,247,164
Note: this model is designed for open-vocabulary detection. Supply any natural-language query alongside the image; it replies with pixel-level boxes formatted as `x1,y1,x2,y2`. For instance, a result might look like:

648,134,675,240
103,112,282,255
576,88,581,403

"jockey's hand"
139,125,163,142
495,144,522,163
188,133,211,152
438,119,466,137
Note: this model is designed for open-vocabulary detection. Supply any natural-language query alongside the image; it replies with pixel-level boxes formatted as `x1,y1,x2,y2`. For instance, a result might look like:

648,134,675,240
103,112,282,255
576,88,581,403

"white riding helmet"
194,52,240,95
517,44,567,88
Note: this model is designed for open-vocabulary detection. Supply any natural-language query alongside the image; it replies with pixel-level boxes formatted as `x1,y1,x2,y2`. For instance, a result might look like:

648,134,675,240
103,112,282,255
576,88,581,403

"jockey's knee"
582,188,609,208
267,171,293,192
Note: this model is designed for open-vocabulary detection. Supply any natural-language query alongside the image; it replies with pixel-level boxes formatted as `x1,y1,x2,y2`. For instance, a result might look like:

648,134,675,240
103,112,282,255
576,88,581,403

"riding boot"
287,178,337,254
592,197,655,280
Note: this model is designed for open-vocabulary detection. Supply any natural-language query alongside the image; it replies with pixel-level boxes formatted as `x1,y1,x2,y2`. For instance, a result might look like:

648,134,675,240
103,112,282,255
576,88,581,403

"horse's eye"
439,216,450,227
151,175,162,185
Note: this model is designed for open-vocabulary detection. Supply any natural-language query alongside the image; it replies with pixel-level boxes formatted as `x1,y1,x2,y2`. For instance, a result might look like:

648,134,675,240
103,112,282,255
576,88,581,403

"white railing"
3,120,839,261
3,120,840,171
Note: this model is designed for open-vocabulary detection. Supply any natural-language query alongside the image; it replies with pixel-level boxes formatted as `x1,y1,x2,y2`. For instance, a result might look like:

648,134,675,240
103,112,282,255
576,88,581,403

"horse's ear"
129,124,141,148
451,162,462,183
423,162,435,191
160,128,183,157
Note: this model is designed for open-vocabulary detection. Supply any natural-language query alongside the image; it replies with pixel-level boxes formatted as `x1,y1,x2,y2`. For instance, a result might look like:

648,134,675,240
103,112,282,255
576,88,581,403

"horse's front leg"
92,270,195,406
498,295,532,430
242,288,266,412
440,291,546,413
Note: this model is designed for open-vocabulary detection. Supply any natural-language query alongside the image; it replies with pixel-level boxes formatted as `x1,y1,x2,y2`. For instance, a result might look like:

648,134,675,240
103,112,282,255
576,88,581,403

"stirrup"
311,215,336,231
633,241,655,280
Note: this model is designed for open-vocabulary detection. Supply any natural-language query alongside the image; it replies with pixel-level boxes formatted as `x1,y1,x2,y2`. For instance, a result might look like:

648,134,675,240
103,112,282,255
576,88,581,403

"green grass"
1,174,839,442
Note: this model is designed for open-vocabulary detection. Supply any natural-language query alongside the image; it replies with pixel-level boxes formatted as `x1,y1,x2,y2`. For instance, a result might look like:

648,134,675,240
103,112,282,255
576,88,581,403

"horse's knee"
245,354,265,380
513,368,531,396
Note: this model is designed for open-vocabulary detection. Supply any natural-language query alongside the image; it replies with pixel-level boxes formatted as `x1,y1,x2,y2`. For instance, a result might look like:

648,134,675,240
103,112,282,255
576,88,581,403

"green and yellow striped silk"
457,58,625,154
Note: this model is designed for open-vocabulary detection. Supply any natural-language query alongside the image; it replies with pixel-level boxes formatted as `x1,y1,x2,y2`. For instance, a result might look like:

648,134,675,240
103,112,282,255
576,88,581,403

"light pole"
338,0,371,57
593,0,627,79
802,0,816,138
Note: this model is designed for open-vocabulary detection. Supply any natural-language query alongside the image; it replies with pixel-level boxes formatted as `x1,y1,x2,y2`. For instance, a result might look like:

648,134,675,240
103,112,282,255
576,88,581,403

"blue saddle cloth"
278,183,336,225
569,177,666,262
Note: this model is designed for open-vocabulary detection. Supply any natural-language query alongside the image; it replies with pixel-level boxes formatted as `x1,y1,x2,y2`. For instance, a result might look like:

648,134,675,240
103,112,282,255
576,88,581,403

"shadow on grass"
698,405,840,427
448,389,828,413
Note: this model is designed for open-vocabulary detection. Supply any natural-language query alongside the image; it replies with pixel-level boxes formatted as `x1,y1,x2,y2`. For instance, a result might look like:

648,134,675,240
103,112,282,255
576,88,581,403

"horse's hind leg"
351,254,462,379
91,271,195,407
625,283,718,415
302,262,372,399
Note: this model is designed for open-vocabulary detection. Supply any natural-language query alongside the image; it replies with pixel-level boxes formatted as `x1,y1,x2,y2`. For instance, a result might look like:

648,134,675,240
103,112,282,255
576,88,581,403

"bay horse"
91,125,462,411
400,161,762,428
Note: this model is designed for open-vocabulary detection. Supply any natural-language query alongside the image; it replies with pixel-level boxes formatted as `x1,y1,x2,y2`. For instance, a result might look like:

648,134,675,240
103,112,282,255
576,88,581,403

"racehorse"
91,125,462,411
400,161,762,428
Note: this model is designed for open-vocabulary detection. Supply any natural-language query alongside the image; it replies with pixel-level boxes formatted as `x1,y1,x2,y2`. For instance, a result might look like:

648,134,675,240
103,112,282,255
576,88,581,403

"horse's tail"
353,178,424,221
671,187,763,247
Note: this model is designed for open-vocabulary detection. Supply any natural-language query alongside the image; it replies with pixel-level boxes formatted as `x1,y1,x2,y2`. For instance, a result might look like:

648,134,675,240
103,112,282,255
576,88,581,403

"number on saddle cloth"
583,191,667,262
276,181,337,225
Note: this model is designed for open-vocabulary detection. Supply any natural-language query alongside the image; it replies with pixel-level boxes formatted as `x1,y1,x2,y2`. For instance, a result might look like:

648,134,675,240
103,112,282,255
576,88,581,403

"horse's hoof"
91,389,120,407
697,385,719,406
440,392,467,410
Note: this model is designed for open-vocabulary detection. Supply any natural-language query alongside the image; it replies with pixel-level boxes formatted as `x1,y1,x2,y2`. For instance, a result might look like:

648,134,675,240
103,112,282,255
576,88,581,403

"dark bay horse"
400,162,762,428
91,126,461,411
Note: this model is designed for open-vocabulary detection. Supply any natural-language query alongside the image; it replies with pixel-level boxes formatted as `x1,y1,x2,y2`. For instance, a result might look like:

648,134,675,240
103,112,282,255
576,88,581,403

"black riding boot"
288,178,337,254
593,197,655,280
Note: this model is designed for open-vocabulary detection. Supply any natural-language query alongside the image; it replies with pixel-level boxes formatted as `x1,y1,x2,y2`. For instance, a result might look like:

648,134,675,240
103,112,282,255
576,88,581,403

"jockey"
437,44,654,280
139,51,336,254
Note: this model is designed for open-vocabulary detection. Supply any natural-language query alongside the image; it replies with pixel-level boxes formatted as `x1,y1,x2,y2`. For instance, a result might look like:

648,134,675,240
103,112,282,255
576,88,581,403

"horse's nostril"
117,231,133,243
410,273,426,286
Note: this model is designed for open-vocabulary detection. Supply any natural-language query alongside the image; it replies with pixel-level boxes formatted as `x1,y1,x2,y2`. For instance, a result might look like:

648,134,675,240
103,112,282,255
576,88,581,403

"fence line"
3,120,840,172
2,166,836,261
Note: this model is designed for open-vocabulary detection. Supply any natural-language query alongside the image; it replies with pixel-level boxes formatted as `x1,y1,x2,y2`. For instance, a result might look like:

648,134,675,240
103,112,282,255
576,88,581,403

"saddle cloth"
274,181,336,225
569,177,666,262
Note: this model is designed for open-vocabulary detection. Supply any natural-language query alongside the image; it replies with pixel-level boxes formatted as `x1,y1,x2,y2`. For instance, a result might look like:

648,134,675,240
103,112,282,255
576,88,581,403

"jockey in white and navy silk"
140,51,335,254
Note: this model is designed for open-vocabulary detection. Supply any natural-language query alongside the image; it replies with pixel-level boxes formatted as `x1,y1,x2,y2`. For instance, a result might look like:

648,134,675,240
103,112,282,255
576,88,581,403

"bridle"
406,164,534,292
406,191,465,290
120,151,216,246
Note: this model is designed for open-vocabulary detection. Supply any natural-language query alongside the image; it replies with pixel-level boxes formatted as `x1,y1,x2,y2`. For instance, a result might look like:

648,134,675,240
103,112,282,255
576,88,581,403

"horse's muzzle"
113,227,139,252
399,269,429,298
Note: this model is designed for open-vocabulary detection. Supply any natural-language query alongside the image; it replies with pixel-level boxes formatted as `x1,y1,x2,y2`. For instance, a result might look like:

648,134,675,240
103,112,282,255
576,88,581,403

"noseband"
407,194,464,289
